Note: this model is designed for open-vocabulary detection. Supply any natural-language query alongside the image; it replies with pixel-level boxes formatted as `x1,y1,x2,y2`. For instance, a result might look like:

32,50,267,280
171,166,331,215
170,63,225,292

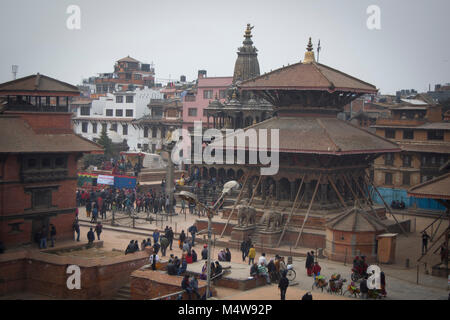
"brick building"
0,74,103,248
371,99,450,210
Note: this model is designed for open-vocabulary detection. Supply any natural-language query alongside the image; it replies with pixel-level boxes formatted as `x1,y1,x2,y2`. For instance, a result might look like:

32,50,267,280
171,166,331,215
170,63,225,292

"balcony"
375,118,426,127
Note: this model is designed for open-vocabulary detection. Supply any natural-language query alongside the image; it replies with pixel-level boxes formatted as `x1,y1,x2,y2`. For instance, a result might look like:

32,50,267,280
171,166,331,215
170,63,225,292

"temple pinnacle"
303,37,316,64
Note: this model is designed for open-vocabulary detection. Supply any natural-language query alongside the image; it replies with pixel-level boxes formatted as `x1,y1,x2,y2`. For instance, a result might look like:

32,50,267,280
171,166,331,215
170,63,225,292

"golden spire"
244,23,254,39
303,37,316,64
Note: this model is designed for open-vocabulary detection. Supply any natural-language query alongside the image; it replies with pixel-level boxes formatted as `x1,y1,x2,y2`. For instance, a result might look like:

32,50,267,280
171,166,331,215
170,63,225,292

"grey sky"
0,0,449,94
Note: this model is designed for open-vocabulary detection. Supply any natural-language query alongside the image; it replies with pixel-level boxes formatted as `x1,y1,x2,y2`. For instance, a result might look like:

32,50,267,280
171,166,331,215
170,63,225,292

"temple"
205,24,273,130
194,38,409,262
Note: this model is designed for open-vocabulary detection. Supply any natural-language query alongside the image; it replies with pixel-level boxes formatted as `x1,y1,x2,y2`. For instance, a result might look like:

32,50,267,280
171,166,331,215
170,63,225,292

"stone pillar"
290,180,296,202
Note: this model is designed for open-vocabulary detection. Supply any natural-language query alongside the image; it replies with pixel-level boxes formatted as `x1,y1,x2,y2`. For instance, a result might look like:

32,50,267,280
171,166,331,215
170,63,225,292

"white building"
72,87,163,151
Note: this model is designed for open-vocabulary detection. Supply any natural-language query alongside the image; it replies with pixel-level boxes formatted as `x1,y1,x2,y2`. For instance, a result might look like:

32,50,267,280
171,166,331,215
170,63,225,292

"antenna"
12,65,18,80
317,40,321,63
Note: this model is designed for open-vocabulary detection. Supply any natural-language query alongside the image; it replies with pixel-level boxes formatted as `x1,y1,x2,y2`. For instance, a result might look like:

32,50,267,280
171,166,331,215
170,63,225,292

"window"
152,127,157,138
92,123,97,134
116,96,123,103
134,74,141,80
219,90,227,99
402,155,412,167
111,123,118,132
82,122,88,133
32,189,52,209
143,144,149,151
144,127,149,138
385,172,393,185
403,129,414,140
385,153,394,166
55,157,66,168
106,109,113,116
126,109,133,117
188,108,197,116
115,109,123,117
427,130,444,141
27,158,38,169
102,123,107,132
122,124,128,135
126,96,134,103
385,129,395,139
125,73,132,80
402,172,411,186
203,109,208,117
80,106,90,116
203,90,213,99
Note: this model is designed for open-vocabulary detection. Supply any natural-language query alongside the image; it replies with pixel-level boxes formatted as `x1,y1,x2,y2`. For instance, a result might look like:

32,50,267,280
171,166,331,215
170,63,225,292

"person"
188,224,198,246
186,250,193,264
305,251,314,276
258,253,267,266
240,240,248,262
181,199,186,215
149,252,159,270
301,292,313,300
167,227,174,250
133,239,139,252
49,224,56,247
183,240,191,253
422,231,431,254
167,260,178,275
248,245,256,265
91,204,98,223
86,200,92,218
153,229,160,244
360,276,369,299
440,244,449,264
353,256,361,275
312,261,321,280
201,244,208,260
39,226,48,249
125,240,134,254
218,249,226,261
380,271,386,297
250,263,259,277
278,270,289,300
200,261,208,280
94,222,102,240
257,262,271,284
191,249,198,263
267,258,278,282
153,241,161,255
189,275,201,299
179,230,186,249
87,227,95,244
214,261,223,278
279,256,287,274
181,275,199,300
73,220,80,242
160,235,169,257
225,248,231,262
178,257,187,275
141,239,148,251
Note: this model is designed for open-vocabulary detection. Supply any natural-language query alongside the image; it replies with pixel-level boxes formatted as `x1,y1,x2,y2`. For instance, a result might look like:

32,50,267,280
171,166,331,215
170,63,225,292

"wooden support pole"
328,176,346,208
277,175,305,247
295,174,322,248
365,174,407,236
219,171,250,238
351,175,380,219
342,174,359,202
248,175,262,206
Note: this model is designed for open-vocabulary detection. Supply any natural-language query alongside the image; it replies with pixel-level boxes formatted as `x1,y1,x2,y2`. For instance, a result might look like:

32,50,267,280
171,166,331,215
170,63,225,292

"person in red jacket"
312,261,321,280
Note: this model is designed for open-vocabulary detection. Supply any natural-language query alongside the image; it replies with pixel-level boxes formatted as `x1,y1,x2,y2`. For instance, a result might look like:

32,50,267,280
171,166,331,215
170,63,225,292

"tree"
97,126,113,158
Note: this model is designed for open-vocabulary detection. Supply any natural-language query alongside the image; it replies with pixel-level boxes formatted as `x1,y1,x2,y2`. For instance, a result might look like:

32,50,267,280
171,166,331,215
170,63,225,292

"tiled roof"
210,116,400,155
198,77,233,88
408,173,450,200
0,116,103,153
0,74,79,95
400,143,450,154
117,56,140,63
327,207,386,232
239,62,377,94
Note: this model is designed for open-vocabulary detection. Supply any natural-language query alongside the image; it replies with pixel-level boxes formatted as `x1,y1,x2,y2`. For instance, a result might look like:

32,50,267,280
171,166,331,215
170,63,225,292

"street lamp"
177,180,239,299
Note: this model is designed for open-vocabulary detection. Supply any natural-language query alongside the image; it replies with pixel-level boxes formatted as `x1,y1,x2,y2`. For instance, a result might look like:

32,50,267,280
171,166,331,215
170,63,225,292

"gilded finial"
244,24,254,38
303,37,316,64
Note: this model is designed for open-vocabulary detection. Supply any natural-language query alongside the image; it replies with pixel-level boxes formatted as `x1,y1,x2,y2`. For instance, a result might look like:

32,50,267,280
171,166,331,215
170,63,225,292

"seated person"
250,263,259,277
185,251,193,264
200,261,208,280
257,262,271,284
267,258,278,281
224,248,231,262
167,262,178,275
191,249,198,263
218,250,226,262
201,245,208,260
214,261,223,278
177,258,187,275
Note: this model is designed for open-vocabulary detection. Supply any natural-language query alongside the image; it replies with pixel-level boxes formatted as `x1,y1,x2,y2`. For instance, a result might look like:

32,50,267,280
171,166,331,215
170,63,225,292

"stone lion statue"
259,201,282,231
236,199,257,227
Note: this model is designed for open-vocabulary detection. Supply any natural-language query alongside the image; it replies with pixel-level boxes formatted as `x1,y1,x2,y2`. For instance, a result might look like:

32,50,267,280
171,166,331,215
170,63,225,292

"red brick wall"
8,112,74,134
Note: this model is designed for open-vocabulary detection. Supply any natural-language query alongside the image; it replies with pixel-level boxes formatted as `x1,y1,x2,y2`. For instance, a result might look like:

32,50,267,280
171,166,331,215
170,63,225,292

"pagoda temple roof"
0,116,103,154
210,116,400,155
408,173,450,200
0,73,80,96
326,207,386,232
239,61,377,94
117,56,140,63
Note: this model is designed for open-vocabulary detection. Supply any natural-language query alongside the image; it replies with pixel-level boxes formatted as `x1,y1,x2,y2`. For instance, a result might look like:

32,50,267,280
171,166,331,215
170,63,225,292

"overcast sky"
0,0,449,94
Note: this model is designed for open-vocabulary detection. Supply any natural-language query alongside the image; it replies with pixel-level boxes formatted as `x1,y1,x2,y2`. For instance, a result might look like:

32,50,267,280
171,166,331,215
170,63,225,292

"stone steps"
113,283,131,300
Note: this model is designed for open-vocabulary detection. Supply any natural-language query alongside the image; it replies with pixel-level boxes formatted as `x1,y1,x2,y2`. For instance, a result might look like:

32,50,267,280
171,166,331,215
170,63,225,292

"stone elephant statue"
259,205,282,231
236,199,257,227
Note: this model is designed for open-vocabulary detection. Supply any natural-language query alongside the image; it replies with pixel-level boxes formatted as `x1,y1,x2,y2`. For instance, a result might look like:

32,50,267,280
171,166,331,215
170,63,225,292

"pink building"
182,73,232,133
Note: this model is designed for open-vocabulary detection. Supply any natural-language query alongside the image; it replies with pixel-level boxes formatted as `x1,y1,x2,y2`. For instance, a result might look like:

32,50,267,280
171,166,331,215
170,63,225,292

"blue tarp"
114,176,137,189
370,186,445,211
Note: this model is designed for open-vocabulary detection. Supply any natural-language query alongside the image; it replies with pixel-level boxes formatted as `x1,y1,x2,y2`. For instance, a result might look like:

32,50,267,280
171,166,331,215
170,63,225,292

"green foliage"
97,126,113,157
